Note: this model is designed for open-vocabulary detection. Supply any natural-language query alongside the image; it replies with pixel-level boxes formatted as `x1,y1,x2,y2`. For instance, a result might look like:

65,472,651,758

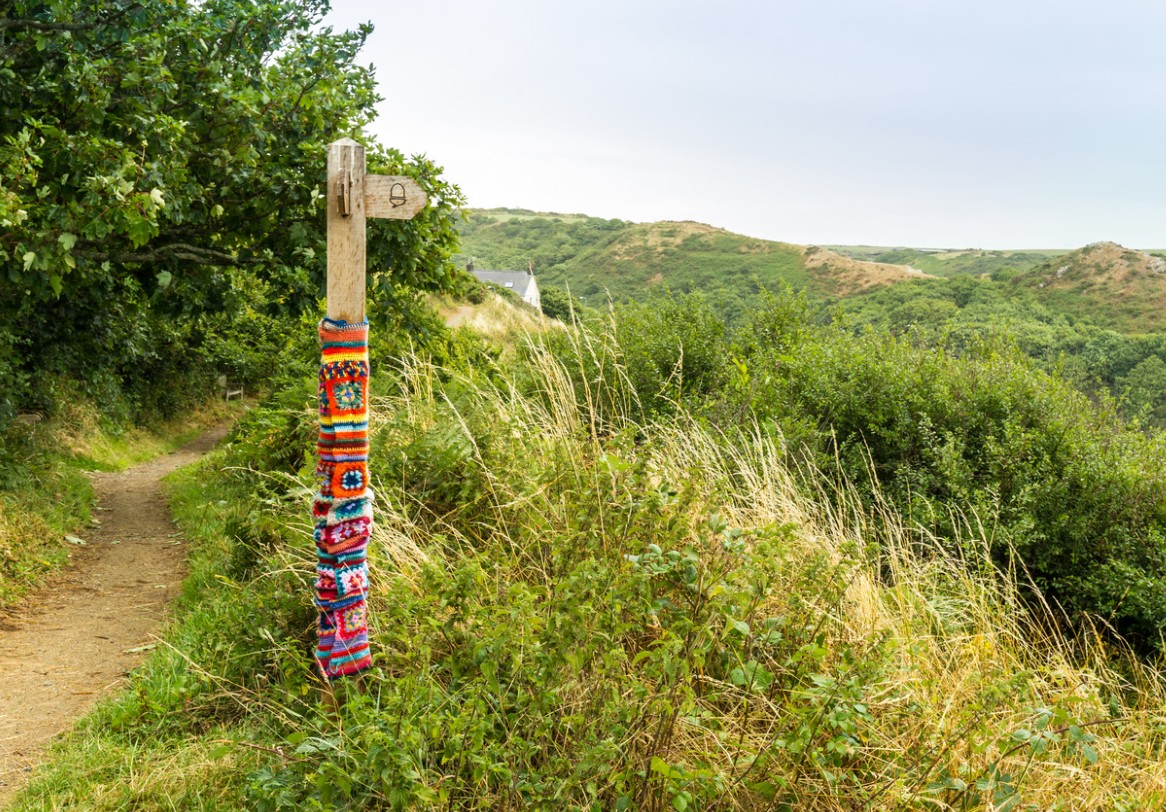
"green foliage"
531,293,730,430
0,421,89,604
462,273,490,305
188,354,915,808
613,294,730,418
828,246,1061,278
244,517,893,811
532,290,1166,655
539,283,586,322
0,0,464,424
747,324,1166,650
835,275,1166,424
1119,356,1166,423
457,208,627,273
137,331,1163,807
25,298,1166,808
1004,243,1166,333
368,284,501,379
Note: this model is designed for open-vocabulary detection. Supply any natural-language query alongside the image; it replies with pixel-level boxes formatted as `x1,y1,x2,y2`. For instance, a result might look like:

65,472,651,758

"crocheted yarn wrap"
313,318,373,679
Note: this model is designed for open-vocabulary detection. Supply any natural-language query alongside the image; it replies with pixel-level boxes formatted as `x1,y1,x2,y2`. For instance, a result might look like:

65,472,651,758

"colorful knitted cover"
312,318,373,679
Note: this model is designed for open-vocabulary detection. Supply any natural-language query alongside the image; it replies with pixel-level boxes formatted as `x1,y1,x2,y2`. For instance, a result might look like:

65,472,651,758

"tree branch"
0,20,96,32
78,242,246,266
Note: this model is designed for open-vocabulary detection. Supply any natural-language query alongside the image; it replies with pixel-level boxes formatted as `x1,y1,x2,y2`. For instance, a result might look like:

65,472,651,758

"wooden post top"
326,139,366,323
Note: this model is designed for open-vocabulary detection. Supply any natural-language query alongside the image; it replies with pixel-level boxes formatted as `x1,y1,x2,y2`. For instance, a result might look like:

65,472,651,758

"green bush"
610,293,730,419
540,291,1166,655
746,311,1166,652
539,284,584,322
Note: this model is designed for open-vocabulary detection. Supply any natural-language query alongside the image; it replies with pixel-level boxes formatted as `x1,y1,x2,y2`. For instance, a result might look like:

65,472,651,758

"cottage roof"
472,270,535,298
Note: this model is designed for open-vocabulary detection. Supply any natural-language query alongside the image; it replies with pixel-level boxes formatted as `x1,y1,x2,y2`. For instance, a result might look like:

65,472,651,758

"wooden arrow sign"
365,174,427,220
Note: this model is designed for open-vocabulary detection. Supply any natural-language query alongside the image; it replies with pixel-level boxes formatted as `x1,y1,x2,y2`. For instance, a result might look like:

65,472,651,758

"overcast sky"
324,1,1166,249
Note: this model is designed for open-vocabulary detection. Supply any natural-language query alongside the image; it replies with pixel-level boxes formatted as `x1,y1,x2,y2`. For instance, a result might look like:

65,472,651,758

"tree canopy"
0,0,464,420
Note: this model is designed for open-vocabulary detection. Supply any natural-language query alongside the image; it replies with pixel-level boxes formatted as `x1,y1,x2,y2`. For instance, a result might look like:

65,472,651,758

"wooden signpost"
326,137,428,320
317,138,426,695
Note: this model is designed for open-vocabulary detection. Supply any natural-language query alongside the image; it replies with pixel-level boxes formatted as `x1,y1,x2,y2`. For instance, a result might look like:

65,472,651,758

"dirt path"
0,426,227,802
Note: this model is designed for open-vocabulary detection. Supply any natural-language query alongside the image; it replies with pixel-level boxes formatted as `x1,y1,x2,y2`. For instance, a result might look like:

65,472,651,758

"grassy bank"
15,308,1166,809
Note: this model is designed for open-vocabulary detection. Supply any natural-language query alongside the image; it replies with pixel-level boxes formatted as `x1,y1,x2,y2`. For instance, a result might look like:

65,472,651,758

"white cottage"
470,268,541,311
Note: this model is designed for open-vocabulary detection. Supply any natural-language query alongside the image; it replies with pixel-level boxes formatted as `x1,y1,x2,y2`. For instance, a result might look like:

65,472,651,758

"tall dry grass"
353,322,1166,809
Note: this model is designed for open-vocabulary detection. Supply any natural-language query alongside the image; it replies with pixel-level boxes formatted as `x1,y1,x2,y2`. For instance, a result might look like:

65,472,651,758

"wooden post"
327,138,366,322
316,138,428,700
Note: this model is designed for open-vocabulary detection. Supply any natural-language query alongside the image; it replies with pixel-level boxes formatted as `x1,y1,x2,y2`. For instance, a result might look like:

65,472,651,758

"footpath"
0,426,227,803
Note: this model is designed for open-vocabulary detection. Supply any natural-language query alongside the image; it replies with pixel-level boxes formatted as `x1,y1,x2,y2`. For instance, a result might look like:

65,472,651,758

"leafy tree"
1118,355,1166,423
0,0,464,420
887,296,959,330
539,284,585,322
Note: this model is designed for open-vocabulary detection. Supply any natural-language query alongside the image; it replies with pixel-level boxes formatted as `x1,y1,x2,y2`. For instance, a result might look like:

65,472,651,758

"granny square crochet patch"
336,563,369,597
330,461,367,498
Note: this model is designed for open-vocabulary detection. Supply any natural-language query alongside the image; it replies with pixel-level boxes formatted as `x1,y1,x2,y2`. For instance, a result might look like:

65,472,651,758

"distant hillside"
1009,242,1166,333
827,245,1065,277
458,209,1166,334
803,245,933,294
457,209,925,314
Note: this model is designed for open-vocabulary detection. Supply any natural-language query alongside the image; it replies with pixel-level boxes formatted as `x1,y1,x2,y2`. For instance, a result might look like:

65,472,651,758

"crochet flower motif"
315,568,336,590
316,463,333,487
341,468,365,492
333,498,367,520
332,381,363,411
338,567,368,596
341,604,367,633
333,520,362,540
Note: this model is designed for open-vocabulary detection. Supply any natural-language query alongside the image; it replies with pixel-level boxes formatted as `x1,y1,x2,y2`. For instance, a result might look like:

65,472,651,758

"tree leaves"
0,0,465,421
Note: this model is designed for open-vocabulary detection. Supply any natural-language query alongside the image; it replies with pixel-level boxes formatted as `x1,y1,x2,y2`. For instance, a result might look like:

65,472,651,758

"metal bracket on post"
336,169,352,217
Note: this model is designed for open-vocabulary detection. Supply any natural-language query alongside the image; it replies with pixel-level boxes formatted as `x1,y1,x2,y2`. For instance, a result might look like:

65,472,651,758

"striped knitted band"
313,317,373,680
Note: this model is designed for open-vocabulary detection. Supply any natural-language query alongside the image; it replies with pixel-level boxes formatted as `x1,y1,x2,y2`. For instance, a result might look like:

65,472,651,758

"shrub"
538,291,1166,655
730,304,1166,653
539,284,584,322
612,293,729,419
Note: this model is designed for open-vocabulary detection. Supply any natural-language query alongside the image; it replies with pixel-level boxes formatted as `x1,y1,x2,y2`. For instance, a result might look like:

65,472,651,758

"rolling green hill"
530,219,811,305
460,209,1166,335
826,245,1066,277
457,208,926,316
1009,241,1166,333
